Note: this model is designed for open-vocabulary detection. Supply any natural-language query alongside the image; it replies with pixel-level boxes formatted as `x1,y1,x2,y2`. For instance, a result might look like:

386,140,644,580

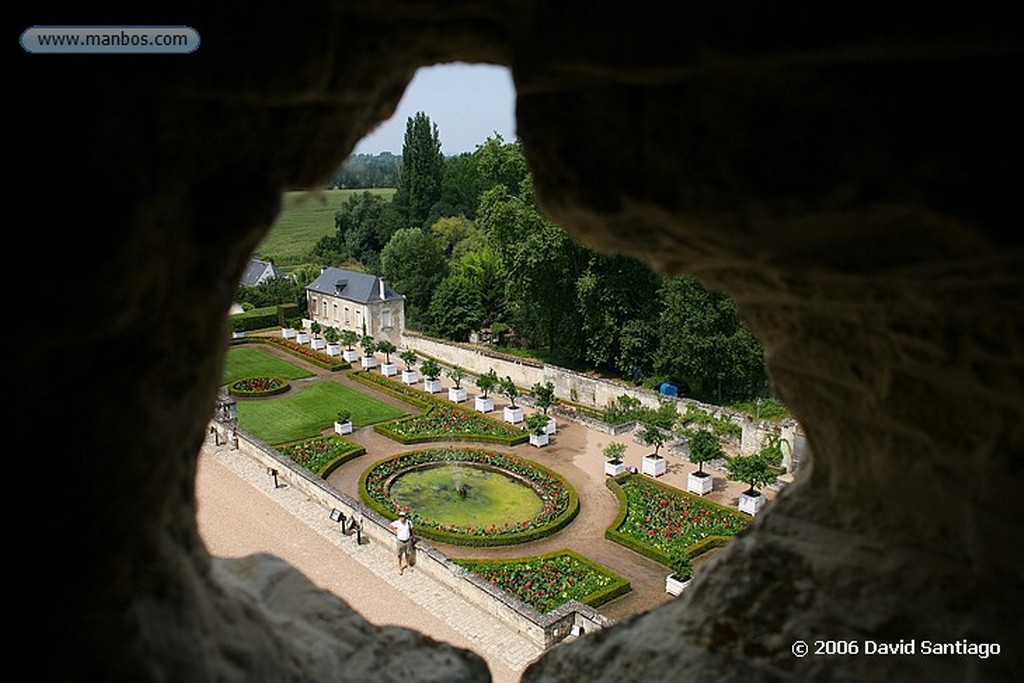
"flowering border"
605,473,750,566
230,335,349,371
275,435,366,478
456,550,630,614
359,447,579,547
228,375,290,397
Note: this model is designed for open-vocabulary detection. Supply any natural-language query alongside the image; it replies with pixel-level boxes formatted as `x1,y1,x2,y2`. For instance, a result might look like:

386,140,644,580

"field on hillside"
259,188,395,266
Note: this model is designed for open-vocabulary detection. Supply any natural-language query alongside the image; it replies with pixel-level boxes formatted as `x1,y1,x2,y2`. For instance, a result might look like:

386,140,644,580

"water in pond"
390,464,544,529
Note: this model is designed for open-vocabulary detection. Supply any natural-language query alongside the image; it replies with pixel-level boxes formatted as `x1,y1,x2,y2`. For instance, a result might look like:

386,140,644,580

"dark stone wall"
12,2,1021,681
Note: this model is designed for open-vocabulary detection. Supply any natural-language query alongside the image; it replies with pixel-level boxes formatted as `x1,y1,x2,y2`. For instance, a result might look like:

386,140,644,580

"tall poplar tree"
393,112,444,228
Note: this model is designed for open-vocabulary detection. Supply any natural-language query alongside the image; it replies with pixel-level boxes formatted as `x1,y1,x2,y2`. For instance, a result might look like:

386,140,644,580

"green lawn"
222,347,314,385
237,381,407,444
259,188,395,266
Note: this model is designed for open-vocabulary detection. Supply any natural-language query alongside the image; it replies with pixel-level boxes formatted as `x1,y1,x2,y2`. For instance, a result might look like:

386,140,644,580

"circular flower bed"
359,447,579,546
228,375,290,397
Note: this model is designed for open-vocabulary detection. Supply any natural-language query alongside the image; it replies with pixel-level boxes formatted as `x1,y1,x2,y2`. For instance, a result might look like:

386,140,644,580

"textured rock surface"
12,2,1022,682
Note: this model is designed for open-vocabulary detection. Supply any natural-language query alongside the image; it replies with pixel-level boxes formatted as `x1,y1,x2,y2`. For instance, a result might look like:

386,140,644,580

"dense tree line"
326,152,401,189
307,113,770,404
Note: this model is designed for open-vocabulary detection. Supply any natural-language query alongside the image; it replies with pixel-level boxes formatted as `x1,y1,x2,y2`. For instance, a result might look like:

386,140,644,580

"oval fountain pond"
389,463,544,530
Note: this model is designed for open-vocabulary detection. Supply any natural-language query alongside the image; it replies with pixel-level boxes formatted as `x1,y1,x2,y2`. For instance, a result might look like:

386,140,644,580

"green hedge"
359,447,579,547
231,335,349,371
231,306,279,332
604,473,740,568
276,303,298,327
351,371,529,446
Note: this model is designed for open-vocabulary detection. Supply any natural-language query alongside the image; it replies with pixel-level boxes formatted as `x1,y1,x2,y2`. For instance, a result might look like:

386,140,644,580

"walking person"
390,511,415,575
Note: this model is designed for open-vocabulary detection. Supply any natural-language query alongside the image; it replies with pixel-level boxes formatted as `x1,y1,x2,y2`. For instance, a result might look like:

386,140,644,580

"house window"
333,303,338,321
322,300,328,317
344,307,350,324
381,309,393,329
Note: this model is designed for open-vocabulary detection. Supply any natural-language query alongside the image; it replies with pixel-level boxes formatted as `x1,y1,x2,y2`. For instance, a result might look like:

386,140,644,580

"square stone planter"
739,491,766,515
665,574,692,596
688,471,713,495
360,355,378,369
642,454,666,477
334,421,353,435
281,328,297,339
401,370,419,385
448,387,468,403
475,396,494,413
503,406,524,424
605,459,626,477
342,349,360,362
529,433,549,448
380,362,398,377
310,338,326,351
423,378,443,394
326,342,341,356
296,332,310,345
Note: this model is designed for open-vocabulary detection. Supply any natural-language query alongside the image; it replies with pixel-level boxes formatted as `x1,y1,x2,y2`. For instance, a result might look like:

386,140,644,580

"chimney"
379,278,386,300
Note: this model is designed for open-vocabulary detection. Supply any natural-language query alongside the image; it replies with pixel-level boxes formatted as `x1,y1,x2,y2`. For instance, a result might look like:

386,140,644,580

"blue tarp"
659,383,678,398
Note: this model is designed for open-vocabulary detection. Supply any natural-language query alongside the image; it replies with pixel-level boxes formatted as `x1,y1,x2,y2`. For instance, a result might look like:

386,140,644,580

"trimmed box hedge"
231,306,279,332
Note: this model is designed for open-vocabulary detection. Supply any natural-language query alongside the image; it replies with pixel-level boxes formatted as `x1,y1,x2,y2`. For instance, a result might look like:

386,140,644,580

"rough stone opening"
14,3,1021,682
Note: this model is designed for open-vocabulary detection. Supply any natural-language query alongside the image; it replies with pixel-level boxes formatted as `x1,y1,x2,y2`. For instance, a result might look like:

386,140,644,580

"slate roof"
240,258,284,287
305,267,403,304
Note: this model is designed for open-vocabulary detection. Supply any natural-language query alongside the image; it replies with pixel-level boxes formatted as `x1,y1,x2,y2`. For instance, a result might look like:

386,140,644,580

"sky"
353,62,517,156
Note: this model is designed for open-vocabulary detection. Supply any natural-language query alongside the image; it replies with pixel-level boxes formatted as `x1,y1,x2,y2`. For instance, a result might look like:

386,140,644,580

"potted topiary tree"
603,441,627,477
310,321,326,350
359,336,378,369
341,329,360,362
665,547,694,596
531,381,558,435
447,367,468,403
334,409,353,435
281,320,298,340
525,412,550,447
686,429,721,495
727,438,781,515
377,340,397,376
421,358,442,393
399,350,419,385
640,419,668,477
324,327,341,356
474,369,498,413
499,376,523,424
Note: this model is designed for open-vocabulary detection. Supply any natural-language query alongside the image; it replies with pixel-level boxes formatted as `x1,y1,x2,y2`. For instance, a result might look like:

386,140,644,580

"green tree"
236,276,305,312
447,367,465,389
376,339,396,364
399,349,418,369
640,420,668,457
653,276,768,404
575,253,662,371
393,112,444,228
420,358,441,381
427,152,486,222
603,442,627,462
430,216,477,258
531,382,557,415
428,273,484,342
525,412,549,437
359,336,376,357
314,191,400,270
499,376,520,408
475,369,499,398
474,134,528,195
379,227,447,325
340,329,358,350
726,452,779,496
688,430,722,474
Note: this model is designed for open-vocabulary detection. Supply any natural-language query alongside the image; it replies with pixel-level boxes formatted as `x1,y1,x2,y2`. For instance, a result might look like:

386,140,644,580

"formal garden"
222,333,777,617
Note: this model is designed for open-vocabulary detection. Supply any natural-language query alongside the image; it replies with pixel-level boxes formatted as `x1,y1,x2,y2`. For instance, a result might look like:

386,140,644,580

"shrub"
231,306,279,332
